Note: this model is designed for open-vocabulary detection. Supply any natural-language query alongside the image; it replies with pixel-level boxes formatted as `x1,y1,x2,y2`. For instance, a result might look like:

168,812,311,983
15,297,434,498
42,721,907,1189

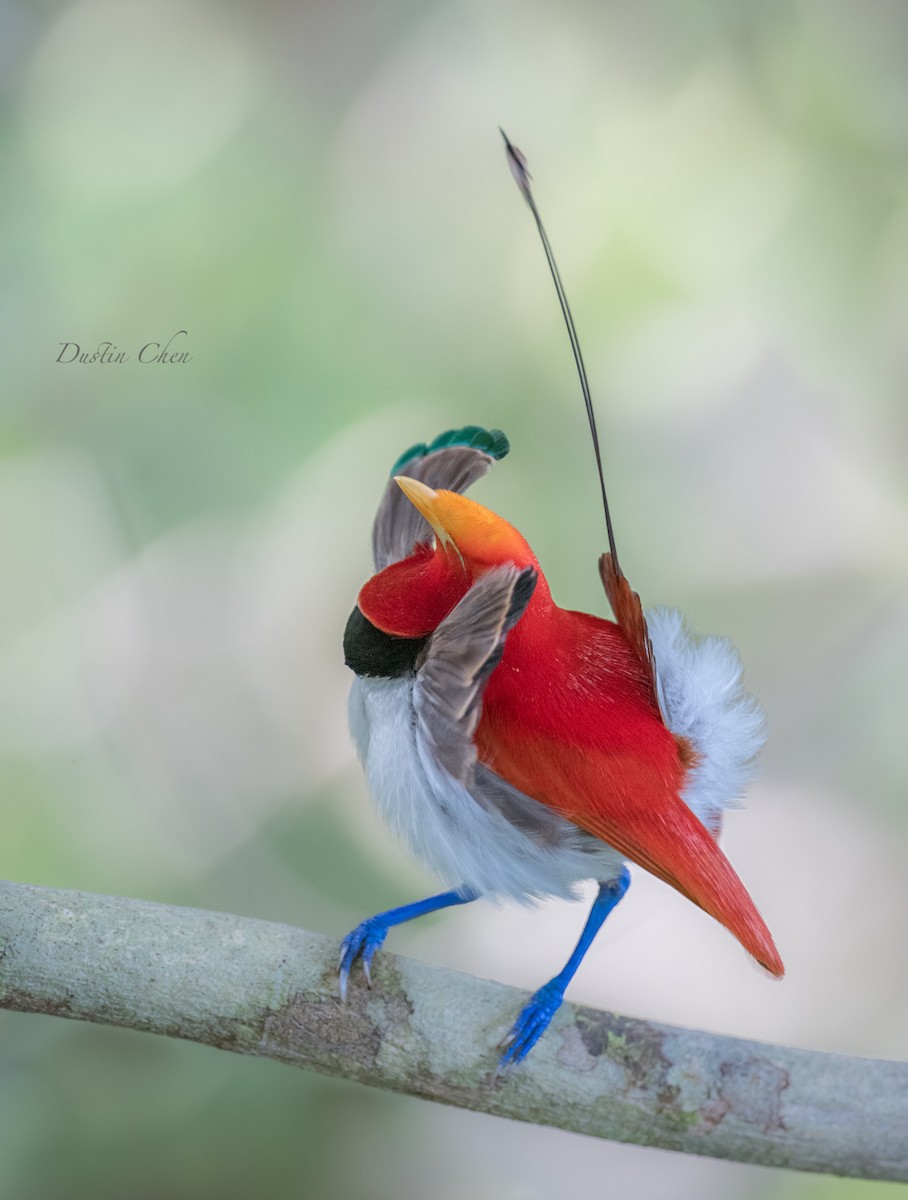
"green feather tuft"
389,442,429,475
390,426,509,475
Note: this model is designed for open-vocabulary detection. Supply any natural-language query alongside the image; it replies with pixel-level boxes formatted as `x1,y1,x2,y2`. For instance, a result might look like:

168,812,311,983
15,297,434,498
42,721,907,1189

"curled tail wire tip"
500,127,532,201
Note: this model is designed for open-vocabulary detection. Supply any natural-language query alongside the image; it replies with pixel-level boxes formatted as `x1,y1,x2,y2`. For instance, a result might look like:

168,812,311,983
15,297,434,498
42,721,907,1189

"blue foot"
496,869,632,1071
499,979,566,1068
338,888,478,1003
338,916,388,1002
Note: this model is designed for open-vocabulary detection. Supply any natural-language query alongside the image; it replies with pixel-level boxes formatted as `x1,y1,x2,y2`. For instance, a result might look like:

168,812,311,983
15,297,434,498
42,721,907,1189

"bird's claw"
498,980,566,1069
338,916,388,1002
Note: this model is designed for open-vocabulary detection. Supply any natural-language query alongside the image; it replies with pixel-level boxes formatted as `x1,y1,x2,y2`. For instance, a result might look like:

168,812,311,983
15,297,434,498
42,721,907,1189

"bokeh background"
2,0,907,1196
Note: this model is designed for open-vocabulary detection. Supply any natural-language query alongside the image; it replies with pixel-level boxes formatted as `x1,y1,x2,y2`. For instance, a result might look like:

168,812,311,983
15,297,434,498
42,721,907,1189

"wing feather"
413,564,536,785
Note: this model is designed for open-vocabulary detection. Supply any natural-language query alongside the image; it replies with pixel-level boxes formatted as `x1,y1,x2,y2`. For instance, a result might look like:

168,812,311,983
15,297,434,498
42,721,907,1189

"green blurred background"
2,0,907,1196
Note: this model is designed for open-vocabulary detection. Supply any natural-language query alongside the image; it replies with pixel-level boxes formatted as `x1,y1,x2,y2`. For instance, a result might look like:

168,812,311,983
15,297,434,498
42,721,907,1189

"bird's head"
357,476,545,638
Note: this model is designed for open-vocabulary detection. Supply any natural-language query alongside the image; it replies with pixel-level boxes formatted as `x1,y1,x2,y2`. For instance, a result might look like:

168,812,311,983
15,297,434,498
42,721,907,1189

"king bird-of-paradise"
340,131,783,1068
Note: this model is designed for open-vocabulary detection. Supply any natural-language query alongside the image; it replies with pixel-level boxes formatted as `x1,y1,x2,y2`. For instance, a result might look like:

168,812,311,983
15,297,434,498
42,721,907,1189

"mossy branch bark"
0,880,904,1180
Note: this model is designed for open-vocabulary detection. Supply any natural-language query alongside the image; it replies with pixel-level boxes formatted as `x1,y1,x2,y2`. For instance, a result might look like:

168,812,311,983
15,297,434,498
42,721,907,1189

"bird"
340,426,782,1066
339,136,783,1070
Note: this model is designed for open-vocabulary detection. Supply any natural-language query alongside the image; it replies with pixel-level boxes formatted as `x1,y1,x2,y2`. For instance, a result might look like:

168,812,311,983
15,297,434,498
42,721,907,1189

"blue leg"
339,887,478,1001
499,867,631,1068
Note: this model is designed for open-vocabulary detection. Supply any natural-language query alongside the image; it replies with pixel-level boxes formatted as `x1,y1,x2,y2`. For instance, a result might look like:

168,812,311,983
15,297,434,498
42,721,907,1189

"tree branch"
0,880,903,1180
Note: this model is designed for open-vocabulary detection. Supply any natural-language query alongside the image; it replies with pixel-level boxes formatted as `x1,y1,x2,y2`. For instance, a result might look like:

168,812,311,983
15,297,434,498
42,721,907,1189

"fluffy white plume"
646,607,767,835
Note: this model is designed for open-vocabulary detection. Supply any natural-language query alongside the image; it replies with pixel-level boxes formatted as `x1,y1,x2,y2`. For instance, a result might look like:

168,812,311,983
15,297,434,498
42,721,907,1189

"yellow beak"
394,475,455,551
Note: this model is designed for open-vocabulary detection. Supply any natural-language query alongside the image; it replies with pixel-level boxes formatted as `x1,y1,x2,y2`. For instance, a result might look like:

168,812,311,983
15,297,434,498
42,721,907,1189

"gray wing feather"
372,446,500,570
413,564,537,785
472,763,606,854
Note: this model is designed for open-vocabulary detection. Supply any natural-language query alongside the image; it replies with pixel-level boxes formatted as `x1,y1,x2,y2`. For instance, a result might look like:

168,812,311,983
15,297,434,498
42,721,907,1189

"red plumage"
359,486,783,979
479,595,783,976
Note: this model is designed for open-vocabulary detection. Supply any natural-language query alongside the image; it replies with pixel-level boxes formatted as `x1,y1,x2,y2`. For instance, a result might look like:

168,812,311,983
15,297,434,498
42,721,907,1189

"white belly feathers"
348,675,624,903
